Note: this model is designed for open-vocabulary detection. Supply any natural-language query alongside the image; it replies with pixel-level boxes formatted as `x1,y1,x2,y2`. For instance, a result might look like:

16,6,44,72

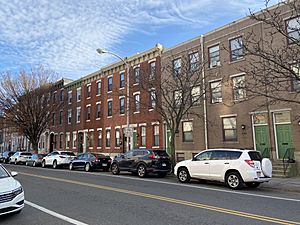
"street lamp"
96,48,131,152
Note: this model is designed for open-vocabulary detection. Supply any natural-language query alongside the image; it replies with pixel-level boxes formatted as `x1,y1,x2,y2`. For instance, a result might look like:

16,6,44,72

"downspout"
200,35,208,149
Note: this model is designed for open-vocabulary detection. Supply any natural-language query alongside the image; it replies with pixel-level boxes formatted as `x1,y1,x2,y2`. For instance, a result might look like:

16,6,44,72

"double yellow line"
20,172,299,225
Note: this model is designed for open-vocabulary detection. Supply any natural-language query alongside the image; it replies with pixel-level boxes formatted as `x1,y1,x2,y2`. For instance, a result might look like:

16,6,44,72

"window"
120,72,125,88
96,103,101,119
208,45,220,68
59,111,63,125
108,77,113,92
88,132,93,148
141,126,146,147
60,90,64,102
115,129,120,147
96,81,101,96
68,91,72,104
189,52,199,71
120,97,125,114
210,80,222,103
292,64,300,91
76,107,81,123
106,129,111,147
222,117,237,142
174,90,182,106
87,85,91,98
59,133,63,149
52,113,55,126
149,89,156,109
191,86,201,105
66,133,70,148
230,37,244,61
232,75,246,100
134,67,140,84
86,106,91,121
68,109,72,124
176,153,185,162
173,58,182,76
153,125,159,146
149,61,156,80
73,133,77,148
53,92,56,104
97,130,102,147
194,151,212,161
287,17,300,44
182,121,193,142
134,94,140,112
77,88,81,101
108,100,112,117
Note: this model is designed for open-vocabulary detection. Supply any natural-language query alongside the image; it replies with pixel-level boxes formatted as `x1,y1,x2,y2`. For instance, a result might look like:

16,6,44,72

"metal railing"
261,148,271,159
282,148,295,176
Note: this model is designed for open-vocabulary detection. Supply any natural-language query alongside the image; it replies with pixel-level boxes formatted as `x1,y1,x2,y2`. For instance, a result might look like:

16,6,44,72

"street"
1,164,300,225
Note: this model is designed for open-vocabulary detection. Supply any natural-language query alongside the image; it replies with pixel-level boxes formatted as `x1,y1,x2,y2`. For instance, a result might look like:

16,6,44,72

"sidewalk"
260,177,300,193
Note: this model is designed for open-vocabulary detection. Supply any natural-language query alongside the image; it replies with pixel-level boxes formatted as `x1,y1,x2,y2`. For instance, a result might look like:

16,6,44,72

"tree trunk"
169,133,176,167
31,140,39,153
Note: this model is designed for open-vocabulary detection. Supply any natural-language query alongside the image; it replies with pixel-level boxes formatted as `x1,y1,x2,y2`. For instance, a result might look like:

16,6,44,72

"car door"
73,154,83,168
208,150,231,181
188,151,212,179
118,151,134,170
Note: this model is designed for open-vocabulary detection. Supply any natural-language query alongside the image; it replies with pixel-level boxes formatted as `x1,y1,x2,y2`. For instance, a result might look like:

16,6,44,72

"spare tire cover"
262,158,272,177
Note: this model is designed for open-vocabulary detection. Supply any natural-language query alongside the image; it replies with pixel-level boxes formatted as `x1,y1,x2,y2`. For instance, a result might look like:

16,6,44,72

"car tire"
245,182,260,188
177,167,190,183
33,161,36,167
137,164,147,178
53,160,58,169
25,161,28,166
157,172,168,178
226,171,244,190
85,163,91,172
14,160,18,165
42,161,46,168
69,163,74,170
111,163,120,175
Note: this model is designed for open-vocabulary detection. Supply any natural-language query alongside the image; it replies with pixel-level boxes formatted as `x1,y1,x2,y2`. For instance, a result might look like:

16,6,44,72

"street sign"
124,127,133,137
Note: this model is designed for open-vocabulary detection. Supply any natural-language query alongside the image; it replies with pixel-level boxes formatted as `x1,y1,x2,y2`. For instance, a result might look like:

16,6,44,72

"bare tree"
0,66,59,152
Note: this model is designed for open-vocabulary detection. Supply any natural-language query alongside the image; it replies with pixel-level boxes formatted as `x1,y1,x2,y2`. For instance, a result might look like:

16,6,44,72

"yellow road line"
20,172,300,225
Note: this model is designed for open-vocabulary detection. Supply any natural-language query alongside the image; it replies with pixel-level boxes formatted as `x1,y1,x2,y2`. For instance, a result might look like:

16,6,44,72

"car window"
195,151,212,161
124,151,134,158
248,151,262,161
153,151,169,157
61,152,75,156
21,153,32,156
133,150,144,156
228,151,242,159
76,154,84,160
0,165,10,179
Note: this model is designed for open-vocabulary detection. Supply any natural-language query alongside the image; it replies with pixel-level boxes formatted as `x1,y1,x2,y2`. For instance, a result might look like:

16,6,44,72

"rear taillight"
59,156,66,159
149,152,156,159
245,159,255,168
38,158,43,160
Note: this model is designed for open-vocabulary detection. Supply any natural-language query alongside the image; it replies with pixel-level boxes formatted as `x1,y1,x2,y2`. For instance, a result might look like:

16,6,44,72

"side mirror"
11,172,18,177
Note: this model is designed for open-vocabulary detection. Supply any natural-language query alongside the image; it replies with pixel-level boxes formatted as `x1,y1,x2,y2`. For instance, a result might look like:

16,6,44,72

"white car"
42,151,76,169
0,164,24,215
174,149,272,189
9,152,32,165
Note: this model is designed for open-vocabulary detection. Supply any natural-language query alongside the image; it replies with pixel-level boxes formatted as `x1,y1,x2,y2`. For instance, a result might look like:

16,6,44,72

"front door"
275,124,293,159
254,125,270,157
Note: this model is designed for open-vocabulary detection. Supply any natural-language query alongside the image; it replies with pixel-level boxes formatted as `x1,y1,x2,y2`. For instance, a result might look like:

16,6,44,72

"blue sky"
0,0,279,80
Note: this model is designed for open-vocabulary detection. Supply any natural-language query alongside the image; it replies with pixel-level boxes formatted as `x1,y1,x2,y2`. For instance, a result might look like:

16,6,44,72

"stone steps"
272,161,297,177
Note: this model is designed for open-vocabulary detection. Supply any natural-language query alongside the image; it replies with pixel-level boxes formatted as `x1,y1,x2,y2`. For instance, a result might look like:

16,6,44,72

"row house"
40,44,165,157
162,2,300,174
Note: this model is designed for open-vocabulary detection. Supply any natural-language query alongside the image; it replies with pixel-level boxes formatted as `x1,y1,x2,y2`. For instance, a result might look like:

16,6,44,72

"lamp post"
96,48,131,152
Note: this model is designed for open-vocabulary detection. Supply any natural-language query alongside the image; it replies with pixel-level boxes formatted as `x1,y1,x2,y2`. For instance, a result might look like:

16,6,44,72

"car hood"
0,177,21,193
177,159,192,166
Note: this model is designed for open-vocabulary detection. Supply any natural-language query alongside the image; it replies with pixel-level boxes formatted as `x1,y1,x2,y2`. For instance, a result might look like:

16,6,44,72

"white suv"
42,151,76,169
9,152,32,165
174,149,272,189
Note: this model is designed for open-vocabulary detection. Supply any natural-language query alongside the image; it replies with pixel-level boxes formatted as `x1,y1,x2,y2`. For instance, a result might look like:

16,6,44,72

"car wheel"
177,167,190,183
53,160,58,169
157,172,168,178
14,160,18,165
111,163,120,175
226,171,244,190
245,182,260,188
85,163,91,172
42,161,46,168
137,164,147,178
25,161,28,166
33,161,36,167
69,163,73,170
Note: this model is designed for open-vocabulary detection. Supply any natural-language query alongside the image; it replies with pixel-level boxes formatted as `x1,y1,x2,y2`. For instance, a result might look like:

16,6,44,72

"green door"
254,126,270,157
276,124,293,159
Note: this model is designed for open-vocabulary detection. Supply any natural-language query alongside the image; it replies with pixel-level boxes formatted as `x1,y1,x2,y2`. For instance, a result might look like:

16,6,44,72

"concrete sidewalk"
260,177,300,193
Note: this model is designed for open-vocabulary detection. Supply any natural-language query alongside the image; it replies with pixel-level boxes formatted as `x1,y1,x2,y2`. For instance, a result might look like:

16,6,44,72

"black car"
0,151,16,163
26,154,47,167
110,149,172,178
69,153,112,172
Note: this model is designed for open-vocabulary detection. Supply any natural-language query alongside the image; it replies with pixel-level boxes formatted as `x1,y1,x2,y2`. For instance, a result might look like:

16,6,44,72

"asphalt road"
1,164,300,225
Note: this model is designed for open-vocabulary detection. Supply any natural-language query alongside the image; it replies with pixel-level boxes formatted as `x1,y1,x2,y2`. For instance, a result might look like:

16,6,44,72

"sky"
0,0,279,80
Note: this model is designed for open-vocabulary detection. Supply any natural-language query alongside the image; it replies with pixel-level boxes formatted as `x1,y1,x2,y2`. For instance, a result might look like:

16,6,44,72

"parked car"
9,152,32,165
0,164,24,215
42,151,76,169
0,151,16,163
174,149,272,190
26,154,47,167
69,153,112,172
110,149,172,178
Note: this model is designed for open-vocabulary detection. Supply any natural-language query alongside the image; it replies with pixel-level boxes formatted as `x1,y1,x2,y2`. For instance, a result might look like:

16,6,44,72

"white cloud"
0,0,279,79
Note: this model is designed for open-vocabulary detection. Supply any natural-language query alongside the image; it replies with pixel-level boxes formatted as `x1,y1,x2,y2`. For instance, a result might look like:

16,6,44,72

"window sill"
152,146,160,149
139,146,146,149
115,147,120,149
133,83,139,86
119,87,125,90
96,94,101,97
87,97,91,100
148,109,154,112
89,147,93,149
107,91,112,94
105,147,111,150
119,114,125,116
207,64,221,70
134,111,140,114
96,118,101,120
107,116,112,119
86,120,90,122
229,57,245,64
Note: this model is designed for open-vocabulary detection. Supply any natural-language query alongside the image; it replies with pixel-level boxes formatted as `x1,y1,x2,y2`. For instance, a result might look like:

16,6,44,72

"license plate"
102,163,107,166
162,163,166,167
257,172,261,177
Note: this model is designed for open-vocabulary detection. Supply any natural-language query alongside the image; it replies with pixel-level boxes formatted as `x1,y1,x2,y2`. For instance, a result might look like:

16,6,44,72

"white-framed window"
86,85,91,98
106,129,111,147
115,128,120,147
291,64,300,91
153,125,159,146
86,105,91,121
88,131,94,148
96,103,101,119
232,75,246,100
97,130,102,147
141,126,146,147
77,88,81,101
189,52,199,71
222,117,237,142
120,97,125,114
76,107,81,123
68,109,72,124
134,94,140,112
59,110,63,125
60,89,64,102
210,80,222,103
66,133,70,148
230,37,244,61
149,61,156,80
108,100,112,117
191,86,201,105
174,90,182,106
182,121,193,142
96,81,101,96
173,58,182,76
73,132,77,148
208,45,220,68
68,91,72,104
59,133,64,149
120,72,125,88
134,67,140,84
149,89,156,109
286,16,300,44
108,77,113,92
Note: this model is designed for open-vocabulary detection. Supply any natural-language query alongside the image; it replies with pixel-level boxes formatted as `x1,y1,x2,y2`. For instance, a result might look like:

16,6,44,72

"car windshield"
21,153,32,156
94,154,106,158
61,152,75,156
153,151,169,157
0,165,10,179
